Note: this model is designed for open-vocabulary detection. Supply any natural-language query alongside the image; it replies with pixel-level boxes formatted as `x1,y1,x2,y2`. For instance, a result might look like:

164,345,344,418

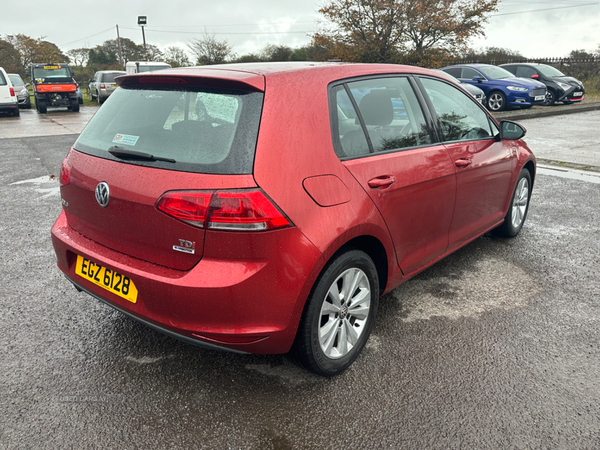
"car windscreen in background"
102,73,122,83
74,86,264,174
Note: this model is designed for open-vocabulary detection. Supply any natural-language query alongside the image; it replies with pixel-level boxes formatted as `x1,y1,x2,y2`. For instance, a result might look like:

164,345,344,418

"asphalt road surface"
1,109,599,449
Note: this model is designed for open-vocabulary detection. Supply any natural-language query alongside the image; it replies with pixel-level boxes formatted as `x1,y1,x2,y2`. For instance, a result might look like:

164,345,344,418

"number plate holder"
75,255,138,303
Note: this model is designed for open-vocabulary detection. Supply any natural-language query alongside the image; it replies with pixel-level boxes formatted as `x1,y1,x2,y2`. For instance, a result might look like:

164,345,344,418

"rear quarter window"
74,86,263,174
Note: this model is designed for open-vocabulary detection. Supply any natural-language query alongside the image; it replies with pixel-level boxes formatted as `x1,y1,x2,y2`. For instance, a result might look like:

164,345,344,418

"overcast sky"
3,0,600,59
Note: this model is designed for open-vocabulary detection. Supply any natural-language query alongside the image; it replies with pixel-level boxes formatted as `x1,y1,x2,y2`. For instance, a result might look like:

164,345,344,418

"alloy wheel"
318,267,371,359
511,177,529,229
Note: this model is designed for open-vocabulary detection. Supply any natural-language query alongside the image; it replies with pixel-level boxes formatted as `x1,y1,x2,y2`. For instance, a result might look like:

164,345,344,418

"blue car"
441,64,547,112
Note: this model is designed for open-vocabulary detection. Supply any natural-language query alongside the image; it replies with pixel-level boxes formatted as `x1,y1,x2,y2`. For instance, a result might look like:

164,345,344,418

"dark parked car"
8,73,31,108
52,63,536,376
434,69,486,104
441,63,547,111
500,63,585,105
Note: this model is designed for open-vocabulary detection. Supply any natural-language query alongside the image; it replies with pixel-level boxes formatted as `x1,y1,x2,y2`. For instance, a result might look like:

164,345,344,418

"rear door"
332,76,456,275
417,76,515,249
0,70,13,104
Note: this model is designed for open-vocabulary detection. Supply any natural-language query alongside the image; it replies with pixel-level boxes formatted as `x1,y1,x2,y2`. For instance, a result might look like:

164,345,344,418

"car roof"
500,63,543,67
444,63,495,69
120,62,443,92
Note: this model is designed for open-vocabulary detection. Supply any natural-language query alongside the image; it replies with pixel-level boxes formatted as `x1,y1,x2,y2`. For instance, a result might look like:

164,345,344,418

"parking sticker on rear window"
112,134,139,146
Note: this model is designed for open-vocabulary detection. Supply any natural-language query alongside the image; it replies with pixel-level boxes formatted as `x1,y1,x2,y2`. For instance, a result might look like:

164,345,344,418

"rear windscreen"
101,73,122,82
74,85,264,174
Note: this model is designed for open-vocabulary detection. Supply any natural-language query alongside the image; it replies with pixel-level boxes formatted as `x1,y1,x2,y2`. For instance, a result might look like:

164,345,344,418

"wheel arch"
523,160,536,188
323,235,389,297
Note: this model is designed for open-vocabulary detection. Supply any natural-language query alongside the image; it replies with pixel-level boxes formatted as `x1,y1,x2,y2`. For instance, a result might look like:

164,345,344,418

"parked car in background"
89,70,126,104
433,69,486,104
125,61,171,74
441,63,547,112
8,73,31,109
500,63,585,106
52,62,536,376
0,67,19,116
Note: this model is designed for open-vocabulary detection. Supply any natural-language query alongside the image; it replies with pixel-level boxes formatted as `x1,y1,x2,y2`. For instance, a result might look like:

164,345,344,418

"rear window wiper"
108,146,176,163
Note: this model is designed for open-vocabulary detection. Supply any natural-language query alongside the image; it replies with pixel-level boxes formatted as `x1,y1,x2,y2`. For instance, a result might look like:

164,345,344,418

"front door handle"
368,175,396,189
455,158,472,168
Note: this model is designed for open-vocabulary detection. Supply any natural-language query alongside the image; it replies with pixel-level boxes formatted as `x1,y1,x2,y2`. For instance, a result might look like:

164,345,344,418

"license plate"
535,95,545,101
75,255,138,303
573,92,583,97
112,84,117,88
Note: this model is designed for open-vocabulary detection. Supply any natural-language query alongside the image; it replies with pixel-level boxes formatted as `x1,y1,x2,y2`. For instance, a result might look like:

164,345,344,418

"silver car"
8,74,31,109
89,70,125,104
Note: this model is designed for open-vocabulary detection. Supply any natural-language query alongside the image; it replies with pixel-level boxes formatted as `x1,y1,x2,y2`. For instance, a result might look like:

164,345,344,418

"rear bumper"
0,101,18,111
51,210,323,354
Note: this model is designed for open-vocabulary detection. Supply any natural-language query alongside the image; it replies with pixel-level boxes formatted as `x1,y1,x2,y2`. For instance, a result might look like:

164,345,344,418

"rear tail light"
9,87,15,96
157,189,290,231
59,159,70,186
100,83,106,89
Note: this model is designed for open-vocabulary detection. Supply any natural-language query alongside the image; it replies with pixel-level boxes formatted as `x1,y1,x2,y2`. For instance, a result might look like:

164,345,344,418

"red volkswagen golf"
51,62,535,376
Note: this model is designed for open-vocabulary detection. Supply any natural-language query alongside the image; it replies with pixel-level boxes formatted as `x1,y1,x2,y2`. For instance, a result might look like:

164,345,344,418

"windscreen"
9,74,23,86
102,73,123,82
479,66,515,80
33,66,72,81
537,65,566,77
74,85,264,174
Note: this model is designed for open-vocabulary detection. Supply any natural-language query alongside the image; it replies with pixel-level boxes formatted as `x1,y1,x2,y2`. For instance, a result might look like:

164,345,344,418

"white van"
0,67,19,117
125,61,172,74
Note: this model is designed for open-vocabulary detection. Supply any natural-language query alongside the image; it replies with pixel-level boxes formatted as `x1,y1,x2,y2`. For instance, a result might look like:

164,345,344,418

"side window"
420,77,495,142
332,77,432,158
443,68,461,78
461,68,482,80
515,66,537,78
0,72,6,86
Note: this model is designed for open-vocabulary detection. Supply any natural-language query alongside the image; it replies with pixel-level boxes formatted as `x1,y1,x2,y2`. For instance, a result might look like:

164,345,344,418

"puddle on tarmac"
11,175,61,198
392,258,541,322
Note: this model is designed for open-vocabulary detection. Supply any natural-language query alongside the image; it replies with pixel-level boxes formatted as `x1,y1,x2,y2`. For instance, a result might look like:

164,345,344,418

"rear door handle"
368,175,396,189
455,158,472,168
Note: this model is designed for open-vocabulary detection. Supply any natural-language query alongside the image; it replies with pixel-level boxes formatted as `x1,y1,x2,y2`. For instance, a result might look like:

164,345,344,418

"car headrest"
358,90,393,126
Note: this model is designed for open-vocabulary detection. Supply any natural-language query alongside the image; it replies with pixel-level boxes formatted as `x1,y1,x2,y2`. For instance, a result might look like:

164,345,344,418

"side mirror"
472,75,483,83
531,74,539,79
499,120,526,140
89,79,93,83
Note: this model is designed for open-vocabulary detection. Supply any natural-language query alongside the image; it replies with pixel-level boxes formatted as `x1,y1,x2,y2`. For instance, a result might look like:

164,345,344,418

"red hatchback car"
51,62,535,376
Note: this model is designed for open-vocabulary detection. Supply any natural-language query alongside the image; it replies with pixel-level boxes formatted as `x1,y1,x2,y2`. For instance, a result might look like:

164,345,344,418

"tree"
163,46,192,67
67,48,90,67
188,33,232,65
0,39,22,74
100,38,144,64
88,47,118,67
317,0,406,63
261,44,294,62
316,0,499,66
5,34,70,70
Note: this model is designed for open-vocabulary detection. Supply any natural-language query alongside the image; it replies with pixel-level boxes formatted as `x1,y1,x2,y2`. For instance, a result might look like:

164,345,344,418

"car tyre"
290,249,379,376
12,107,20,117
98,91,104,104
487,91,506,112
70,98,80,112
37,99,47,114
545,89,556,106
493,168,532,237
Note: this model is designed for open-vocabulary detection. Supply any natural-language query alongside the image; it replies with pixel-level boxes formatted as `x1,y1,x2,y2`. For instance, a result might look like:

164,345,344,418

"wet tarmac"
1,109,599,449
